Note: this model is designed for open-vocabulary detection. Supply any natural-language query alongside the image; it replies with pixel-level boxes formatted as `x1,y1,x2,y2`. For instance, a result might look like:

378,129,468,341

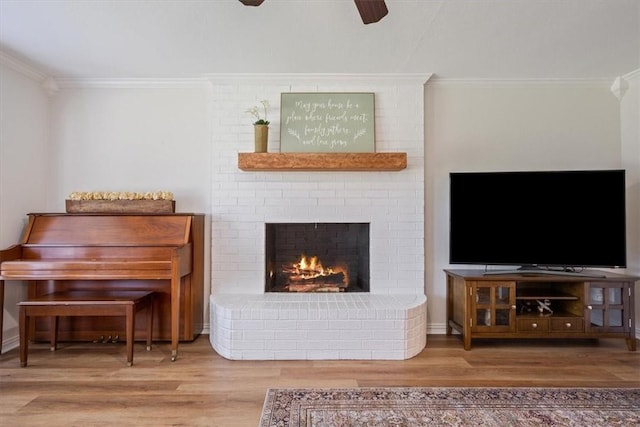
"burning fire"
296,255,328,277
285,254,348,285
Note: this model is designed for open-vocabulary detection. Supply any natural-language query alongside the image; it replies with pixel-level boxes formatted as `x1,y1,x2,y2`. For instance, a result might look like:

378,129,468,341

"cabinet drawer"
517,318,549,332
550,318,584,332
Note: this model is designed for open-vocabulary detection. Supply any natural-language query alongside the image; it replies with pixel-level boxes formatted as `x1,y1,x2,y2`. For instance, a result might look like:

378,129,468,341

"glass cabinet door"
471,282,515,332
586,283,630,333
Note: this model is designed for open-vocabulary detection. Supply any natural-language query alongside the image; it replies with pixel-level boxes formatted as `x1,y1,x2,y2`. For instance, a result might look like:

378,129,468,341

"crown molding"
204,73,433,86
622,68,640,81
610,68,640,101
0,50,48,82
54,77,210,89
426,77,612,88
611,68,640,101
610,76,629,101
0,51,59,95
13,71,630,91
30,74,433,90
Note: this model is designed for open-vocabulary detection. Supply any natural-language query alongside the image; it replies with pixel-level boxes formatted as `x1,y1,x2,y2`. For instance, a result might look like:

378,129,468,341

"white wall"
619,69,640,334
48,82,213,326
425,81,623,332
49,84,211,213
0,62,50,350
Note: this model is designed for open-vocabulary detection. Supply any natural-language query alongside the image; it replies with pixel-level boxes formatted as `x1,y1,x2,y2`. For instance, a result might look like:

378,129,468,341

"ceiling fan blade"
354,0,388,24
239,0,265,6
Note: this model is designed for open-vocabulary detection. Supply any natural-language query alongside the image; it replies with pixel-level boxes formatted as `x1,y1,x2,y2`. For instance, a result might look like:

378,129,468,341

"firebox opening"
265,223,370,293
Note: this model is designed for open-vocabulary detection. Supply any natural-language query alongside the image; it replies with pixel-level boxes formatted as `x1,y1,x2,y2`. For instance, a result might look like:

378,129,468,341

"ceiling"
0,0,638,80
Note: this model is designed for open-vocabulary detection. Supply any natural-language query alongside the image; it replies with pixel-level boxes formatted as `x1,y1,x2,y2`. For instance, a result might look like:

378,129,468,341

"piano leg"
146,294,154,352
0,280,4,354
171,258,181,362
19,302,28,367
50,316,59,351
126,304,135,367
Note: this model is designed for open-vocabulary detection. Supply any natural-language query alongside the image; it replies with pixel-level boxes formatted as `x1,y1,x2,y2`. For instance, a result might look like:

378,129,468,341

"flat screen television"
449,169,626,275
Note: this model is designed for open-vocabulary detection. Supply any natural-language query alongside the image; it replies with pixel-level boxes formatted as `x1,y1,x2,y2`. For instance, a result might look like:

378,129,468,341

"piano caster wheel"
146,345,152,351
171,351,178,362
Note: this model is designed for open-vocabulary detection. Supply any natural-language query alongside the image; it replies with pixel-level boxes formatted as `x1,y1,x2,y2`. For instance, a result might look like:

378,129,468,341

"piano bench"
18,290,155,367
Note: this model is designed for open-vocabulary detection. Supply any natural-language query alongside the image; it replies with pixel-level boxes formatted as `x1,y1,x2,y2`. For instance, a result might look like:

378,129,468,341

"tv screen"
449,169,626,271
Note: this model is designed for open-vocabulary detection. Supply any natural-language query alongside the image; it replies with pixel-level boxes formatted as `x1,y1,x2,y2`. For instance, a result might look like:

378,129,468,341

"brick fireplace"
208,74,430,360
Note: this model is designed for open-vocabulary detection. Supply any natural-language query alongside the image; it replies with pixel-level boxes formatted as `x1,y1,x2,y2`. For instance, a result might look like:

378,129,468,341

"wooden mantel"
237,152,407,171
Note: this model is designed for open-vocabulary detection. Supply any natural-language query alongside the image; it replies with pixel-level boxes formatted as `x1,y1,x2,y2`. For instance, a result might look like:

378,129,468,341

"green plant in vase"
247,100,270,152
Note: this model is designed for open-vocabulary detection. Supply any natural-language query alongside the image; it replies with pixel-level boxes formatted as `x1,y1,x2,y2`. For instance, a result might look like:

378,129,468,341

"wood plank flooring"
1,335,638,426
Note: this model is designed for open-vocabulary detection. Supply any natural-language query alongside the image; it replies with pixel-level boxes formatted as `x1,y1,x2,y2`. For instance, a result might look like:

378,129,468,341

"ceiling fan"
238,0,388,25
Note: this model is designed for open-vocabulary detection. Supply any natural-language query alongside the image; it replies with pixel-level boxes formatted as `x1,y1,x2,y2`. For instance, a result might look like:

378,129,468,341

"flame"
290,254,347,283
295,255,327,277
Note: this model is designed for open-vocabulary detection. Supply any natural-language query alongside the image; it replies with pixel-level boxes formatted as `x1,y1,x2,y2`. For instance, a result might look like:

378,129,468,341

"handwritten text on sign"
280,93,375,153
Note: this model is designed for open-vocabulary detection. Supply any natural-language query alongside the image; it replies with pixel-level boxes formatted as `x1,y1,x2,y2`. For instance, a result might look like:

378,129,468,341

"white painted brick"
306,330,338,341
339,330,374,340
296,340,331,350
273,350,308,360
235,320,265,330
306,350,341,359
274,330,307,340
368,320,403,329
243,330,274,341
265,340,297,350
305,309,320,320
264,320,297,329
277,309,296,320
370,350,404,360
252,309,278,320
296,320,329,330
339,350,373,359
369,340,404,350
329,340,363,350
372,329,406,340
234,340,265,350
242,350,275,360
209,76,427,360
210,294,426,360
327,319,363,329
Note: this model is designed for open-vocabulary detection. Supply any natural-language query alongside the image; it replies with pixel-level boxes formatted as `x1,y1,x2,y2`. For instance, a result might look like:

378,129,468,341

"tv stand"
445,269,638,351
483,267,607,278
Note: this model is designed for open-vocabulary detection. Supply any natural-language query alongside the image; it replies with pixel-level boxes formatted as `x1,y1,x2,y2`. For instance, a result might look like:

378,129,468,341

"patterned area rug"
259,387,640,427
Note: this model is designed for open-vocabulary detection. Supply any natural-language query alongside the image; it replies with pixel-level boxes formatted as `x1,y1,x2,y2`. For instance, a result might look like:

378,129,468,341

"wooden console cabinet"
445,269,638,350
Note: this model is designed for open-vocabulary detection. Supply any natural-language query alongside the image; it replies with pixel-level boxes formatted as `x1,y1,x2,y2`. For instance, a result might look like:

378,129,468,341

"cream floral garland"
68,191,174,201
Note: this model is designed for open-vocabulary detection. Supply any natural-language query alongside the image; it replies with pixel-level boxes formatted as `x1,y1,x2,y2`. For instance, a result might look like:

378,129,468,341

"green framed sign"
280,92,375,153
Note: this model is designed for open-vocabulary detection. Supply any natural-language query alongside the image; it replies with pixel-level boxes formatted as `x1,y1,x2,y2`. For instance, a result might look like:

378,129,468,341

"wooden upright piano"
0,213,204,361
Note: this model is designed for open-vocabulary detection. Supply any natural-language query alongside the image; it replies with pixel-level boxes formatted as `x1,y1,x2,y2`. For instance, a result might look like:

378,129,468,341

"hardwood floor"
1,334,638,426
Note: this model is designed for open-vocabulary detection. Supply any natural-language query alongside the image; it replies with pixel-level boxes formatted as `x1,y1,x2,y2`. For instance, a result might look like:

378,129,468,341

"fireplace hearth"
265,223,370,292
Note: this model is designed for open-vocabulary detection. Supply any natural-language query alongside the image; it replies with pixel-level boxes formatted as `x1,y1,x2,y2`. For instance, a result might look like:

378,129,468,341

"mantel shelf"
237,152,407,171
